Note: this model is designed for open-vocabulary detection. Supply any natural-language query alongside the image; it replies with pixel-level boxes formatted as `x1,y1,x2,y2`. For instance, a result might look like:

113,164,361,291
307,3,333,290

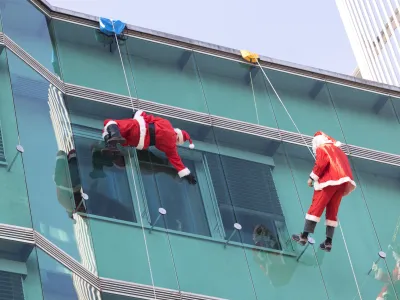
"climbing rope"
241,50,362,299
111,22,158,300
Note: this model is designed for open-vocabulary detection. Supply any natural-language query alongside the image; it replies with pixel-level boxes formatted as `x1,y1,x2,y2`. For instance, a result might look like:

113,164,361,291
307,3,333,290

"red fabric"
307,184,346,224
103,118,144,147
311,143,356,196
103,111,189,176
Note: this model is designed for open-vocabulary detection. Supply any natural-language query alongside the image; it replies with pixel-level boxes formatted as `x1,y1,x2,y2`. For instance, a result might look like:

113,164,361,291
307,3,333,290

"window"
205,154,287,251
69,123,290,252
72,125,137,223
0,271,24,300
138,149,211,236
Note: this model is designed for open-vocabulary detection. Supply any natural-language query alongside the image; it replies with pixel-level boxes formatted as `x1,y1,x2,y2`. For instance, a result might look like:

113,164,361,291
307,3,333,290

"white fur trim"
325,220,338,227
310,171,319,181
312,135,332,154
305,214,320,222
189,144,195,149
334,141,342,147
314,177,357,194
178,168,190,178
174,128,184,145
103,120,117,139
133,110,143,119
104,120,117,130
134,115,146,150
68,152,76,160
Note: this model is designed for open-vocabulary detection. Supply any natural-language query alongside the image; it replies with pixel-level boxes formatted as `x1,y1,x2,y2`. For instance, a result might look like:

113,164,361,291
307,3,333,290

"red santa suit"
306,131,356,227
103,110,195,178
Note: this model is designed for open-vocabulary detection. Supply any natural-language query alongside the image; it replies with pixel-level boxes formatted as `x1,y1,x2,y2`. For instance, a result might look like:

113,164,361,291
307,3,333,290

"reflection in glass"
206,153,286,251
327,83,400,154
125,38,206,112
0,0,61,76
73,134,136,222
52,20,133,95
37,249,101,300
0,241,42,299
140,149,209,235
7,51,98,274
194,52,270,124
0,39,32,227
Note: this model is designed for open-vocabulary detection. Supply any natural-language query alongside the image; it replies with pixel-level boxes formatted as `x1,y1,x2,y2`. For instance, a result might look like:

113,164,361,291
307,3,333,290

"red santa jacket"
309,135,356,196
103,110,191,178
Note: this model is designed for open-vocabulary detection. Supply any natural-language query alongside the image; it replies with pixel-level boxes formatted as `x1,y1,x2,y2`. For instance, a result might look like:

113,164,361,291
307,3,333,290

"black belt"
148,123,156,146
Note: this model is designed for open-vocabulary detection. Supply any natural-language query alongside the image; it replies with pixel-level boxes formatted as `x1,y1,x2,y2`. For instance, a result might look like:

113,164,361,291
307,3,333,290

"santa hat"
312,131,342,153
174,128,195,149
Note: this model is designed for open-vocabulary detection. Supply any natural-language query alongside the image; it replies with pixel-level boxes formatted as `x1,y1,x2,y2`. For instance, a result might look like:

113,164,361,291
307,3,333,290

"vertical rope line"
111,23,157,299
258,62,362,299
192,53,259,300
249,70,260,125
326,84,399,300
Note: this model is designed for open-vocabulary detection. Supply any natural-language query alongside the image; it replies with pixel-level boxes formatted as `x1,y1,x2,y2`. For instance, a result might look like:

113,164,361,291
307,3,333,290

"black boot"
106,124,126,146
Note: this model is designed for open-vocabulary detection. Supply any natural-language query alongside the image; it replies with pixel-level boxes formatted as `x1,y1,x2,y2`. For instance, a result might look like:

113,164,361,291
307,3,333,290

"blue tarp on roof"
99,18,126,36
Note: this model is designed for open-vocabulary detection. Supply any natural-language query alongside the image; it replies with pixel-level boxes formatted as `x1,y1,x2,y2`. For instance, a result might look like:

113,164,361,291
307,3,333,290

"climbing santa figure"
101,109,197,184
292,131,356,252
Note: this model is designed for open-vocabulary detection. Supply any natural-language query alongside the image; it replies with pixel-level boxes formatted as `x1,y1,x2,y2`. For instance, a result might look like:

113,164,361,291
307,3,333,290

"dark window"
0,271,24,300
73,134,137,222
206,153,287,250
138,150,211,236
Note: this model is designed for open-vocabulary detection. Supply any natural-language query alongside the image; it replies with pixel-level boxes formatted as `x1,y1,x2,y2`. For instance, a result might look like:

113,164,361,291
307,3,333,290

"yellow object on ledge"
240,50,259,63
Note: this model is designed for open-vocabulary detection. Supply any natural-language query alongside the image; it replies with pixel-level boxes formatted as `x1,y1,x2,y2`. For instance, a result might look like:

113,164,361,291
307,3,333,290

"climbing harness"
240,50,362,299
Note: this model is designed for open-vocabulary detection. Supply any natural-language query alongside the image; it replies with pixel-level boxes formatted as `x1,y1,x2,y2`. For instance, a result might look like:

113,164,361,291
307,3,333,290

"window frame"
70,119,292,253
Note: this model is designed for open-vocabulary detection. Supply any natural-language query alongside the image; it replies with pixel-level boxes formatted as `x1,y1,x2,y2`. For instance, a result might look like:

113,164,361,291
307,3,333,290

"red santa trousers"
306,183,348,228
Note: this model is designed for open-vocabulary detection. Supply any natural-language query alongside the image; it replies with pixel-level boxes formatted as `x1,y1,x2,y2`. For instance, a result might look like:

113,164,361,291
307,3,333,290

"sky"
48,0,357,76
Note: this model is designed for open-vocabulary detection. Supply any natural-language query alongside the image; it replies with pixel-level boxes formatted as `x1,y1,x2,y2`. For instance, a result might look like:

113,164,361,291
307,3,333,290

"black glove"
183,174,197,185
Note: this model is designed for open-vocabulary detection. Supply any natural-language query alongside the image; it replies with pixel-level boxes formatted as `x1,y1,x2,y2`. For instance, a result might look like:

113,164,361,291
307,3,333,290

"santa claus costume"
102,110,197,184
292,131,356,252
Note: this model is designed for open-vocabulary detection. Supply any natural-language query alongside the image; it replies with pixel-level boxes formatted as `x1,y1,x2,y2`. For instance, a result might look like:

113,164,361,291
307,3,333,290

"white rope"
256,61,315,159
249,71,260,125
111,23,157,300
256,61,362,299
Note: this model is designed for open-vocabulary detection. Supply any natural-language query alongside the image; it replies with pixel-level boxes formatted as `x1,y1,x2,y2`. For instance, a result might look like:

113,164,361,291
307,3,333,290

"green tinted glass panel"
0,246,43,300
127,38,207,113
328,83,400,154
264,70,344,138
37,248,102,299
350,158,400,299
0,0,61,77
53,20,133,95
0,48,32,227
194,52,276,127
7,51,98,272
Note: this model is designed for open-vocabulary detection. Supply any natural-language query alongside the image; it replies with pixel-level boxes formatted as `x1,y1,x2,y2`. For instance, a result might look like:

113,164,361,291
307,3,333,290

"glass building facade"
0,0,399,299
